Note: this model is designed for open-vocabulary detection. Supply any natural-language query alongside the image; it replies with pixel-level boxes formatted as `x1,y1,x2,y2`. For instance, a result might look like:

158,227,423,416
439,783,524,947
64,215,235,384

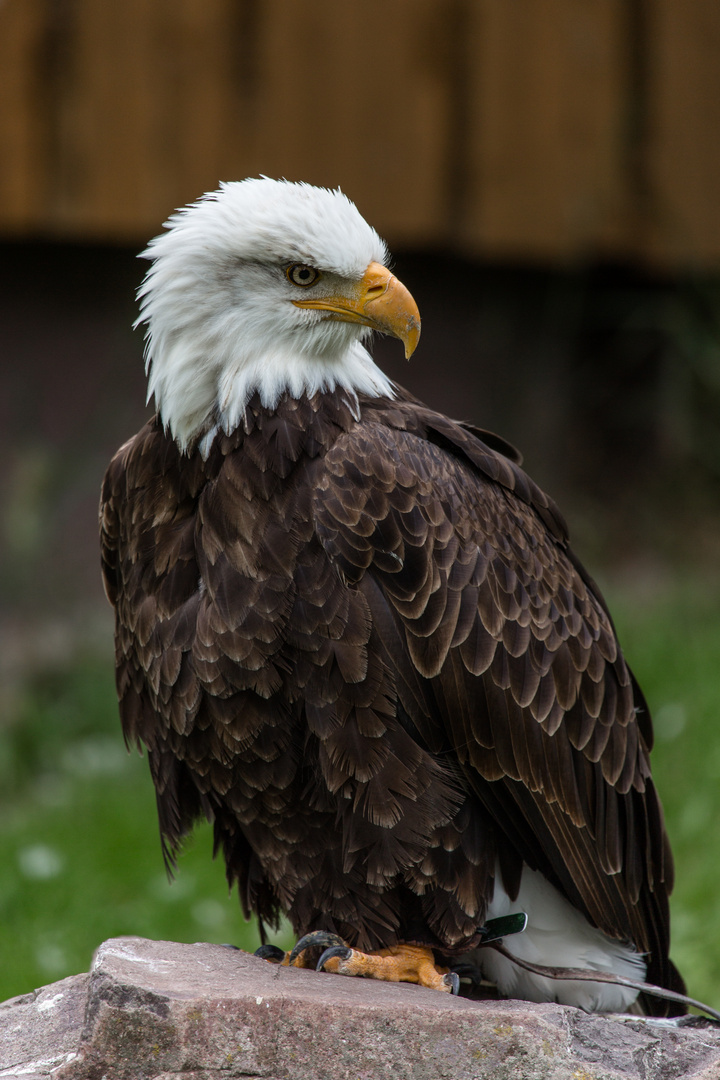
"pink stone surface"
1,937,719,1079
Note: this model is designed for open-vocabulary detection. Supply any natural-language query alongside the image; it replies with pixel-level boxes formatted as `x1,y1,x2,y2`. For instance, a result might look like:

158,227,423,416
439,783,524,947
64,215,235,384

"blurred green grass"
1,578,719,1008
0,657,288,1002
608,577,720,1007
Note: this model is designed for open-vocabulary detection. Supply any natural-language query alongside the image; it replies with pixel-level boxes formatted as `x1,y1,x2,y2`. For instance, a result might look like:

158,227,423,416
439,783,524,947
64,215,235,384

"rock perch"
1,937,719,1079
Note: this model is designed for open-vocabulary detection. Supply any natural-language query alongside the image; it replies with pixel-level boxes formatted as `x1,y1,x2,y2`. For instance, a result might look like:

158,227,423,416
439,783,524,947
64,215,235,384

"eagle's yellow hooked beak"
292,262,421,359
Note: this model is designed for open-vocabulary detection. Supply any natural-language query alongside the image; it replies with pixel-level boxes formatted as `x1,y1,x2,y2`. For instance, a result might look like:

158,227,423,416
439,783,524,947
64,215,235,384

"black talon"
254,944,286,963
288,930,348,966
316,944,352,972
450,962,485,987
444,971,461,995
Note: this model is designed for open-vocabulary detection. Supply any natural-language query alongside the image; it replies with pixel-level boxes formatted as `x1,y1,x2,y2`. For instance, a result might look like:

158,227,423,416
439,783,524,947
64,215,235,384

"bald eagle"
100,178,684,1014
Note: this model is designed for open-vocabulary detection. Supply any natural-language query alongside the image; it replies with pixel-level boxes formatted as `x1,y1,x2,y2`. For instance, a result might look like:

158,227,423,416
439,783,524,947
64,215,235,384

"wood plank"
48,0,252,239
234,1,453,247
0,0,49,232
1,0,452,245
462,0,628,261
644,0,720,267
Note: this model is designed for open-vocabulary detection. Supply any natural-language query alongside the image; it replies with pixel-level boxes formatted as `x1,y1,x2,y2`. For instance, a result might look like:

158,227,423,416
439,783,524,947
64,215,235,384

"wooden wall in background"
1,0,719,267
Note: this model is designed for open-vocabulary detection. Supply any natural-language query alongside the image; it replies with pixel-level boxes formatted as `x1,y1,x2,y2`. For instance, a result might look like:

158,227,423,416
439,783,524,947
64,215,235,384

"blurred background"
1,0,720,1007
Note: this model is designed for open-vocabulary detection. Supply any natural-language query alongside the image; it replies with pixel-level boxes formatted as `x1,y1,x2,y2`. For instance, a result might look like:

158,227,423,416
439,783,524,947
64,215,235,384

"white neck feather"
145,329,394,455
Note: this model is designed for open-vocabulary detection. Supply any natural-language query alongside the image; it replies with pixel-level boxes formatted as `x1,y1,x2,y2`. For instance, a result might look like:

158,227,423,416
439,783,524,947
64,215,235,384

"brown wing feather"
313,398,678,1000
101,392,682,1011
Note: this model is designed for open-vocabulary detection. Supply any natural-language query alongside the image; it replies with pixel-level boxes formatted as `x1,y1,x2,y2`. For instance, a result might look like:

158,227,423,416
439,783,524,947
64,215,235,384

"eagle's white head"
137,178,421,453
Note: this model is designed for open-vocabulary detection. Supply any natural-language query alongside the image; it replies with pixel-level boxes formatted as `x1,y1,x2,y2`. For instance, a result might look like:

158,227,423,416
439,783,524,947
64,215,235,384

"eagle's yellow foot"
256,933,460,994
317,939,460,994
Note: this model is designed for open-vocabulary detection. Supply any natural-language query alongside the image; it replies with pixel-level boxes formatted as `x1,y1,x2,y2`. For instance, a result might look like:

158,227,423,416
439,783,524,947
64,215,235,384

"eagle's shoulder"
313,393,571,596
99,418,207,605
351,392,568,541
99,420,156,607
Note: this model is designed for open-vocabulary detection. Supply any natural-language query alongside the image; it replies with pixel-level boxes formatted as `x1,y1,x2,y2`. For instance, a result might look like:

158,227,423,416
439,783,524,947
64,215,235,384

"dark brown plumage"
101,178,685,1012
101,383,684,1013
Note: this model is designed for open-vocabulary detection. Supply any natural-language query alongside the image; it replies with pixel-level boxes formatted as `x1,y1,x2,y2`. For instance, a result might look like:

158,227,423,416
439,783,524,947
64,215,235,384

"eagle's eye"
286,264,321,287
